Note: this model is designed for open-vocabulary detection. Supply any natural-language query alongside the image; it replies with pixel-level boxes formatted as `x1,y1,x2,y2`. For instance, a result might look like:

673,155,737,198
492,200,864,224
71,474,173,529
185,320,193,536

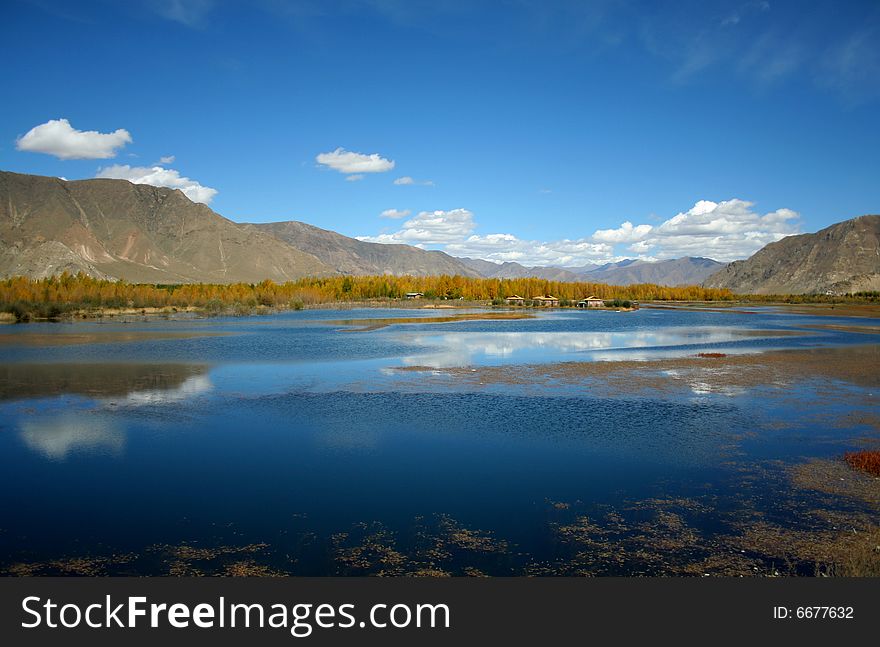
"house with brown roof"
576,296,606,308
505,294,525,305
532,295,559,306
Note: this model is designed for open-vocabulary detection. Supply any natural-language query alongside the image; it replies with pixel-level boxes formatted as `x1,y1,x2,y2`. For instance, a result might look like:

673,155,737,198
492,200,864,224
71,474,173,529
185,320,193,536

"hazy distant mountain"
456,258,584,281
252,221,481,277
703,215,880,294
457,256,722,285
0,171,331,283
586,257,724,286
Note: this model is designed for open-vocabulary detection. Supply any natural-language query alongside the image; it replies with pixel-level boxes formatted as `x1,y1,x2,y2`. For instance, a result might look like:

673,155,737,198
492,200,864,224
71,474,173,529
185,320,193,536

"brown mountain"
0,171,331,283
251,220,481,277
703,215,880,294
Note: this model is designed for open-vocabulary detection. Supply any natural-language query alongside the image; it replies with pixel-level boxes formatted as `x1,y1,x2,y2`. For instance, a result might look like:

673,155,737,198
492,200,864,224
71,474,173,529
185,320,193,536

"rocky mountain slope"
252,220,481,277
0,171,331,283
703,215,880,294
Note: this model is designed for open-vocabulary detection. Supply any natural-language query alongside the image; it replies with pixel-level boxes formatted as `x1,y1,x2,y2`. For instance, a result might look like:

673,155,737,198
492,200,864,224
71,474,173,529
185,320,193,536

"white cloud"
359,209,615,266
345,174,365,182
16,118,132,160
446,235,615,266
597,199,800,262
628,240,654,253
158,155,175,164
380,208,411,219
95,164,218,204
359,209,476,245
394,176,434,186
356,198,800,267
316,147,395,174
592,220,653,243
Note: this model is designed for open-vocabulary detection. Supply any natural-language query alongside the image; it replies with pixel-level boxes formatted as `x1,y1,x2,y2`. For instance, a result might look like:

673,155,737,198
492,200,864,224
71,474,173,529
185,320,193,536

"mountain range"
1,171,876,293
703,215,880,294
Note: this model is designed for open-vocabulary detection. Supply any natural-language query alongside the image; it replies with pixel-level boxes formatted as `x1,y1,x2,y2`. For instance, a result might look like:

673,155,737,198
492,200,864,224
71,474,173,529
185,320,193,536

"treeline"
0,273,736,320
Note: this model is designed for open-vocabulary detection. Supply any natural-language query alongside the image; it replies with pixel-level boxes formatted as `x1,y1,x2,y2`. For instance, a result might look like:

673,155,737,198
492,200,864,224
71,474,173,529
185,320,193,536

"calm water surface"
1,307,878,575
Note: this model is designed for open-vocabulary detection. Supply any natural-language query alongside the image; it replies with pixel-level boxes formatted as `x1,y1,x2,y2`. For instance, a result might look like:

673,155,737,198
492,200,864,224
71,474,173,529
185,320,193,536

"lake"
1,306,878,576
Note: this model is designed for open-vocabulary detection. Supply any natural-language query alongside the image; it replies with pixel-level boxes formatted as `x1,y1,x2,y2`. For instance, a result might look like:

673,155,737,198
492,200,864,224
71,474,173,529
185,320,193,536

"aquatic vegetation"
844,450,880,477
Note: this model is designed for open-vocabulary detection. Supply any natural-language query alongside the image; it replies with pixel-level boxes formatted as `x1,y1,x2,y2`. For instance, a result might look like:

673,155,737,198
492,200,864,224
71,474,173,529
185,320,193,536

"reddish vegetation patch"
844,450,880,477
697,352,728,358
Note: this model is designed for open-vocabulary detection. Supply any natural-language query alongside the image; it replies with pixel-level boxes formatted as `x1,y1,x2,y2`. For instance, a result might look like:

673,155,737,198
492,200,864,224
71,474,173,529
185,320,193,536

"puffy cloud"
16,118,131,160
592,220,653,243
359,209,615,266
446,235,615,266
598,199,800,261
95,164,218,204
316,147,395,174
359,209,475,245
394,176,434,186
380,208,411,219
358,198,799,267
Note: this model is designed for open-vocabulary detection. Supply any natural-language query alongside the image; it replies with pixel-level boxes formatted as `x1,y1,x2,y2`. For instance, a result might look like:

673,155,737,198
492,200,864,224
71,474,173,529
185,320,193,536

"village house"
576,296,606,308
505,294,525,305
532,295,560,307
405,292,424,299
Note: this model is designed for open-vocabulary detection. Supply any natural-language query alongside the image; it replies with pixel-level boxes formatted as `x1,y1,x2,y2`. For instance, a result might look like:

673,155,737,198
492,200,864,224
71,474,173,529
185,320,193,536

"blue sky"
2,0,878,265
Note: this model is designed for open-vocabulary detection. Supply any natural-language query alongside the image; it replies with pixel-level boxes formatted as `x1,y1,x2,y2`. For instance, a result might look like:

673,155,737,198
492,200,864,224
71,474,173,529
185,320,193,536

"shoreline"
2,298,879,324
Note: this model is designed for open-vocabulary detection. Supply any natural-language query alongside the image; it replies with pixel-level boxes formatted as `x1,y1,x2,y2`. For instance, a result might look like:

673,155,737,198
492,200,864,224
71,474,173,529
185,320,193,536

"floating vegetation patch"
844,450,880,477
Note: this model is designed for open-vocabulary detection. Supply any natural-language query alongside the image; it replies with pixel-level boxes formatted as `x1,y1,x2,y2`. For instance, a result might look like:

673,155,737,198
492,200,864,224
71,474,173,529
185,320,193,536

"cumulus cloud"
380,208,411,219
359,209,476,245
359,209,615,266
95,164,218,204
446,235,615,266
592,220,654,243
357,198,800,267
16,118,131,160
393,176,434,186
316,147,395,174
595,199,800,261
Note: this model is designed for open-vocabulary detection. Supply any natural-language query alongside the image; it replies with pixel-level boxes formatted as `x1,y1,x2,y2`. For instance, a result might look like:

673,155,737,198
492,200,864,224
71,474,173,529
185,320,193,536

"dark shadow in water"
0,363,209,401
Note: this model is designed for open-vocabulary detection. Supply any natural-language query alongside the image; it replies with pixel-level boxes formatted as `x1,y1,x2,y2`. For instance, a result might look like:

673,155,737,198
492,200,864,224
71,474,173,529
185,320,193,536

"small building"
405,292,424,299
576,296,606,308
505,294,525,305
532,295,560,307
